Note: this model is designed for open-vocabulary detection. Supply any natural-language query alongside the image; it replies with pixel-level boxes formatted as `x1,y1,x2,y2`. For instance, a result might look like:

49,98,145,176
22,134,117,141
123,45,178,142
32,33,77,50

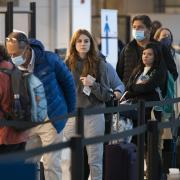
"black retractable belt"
0,68,12,75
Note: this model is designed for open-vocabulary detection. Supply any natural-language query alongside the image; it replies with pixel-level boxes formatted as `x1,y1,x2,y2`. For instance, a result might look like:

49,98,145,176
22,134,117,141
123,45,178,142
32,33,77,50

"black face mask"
160,37,172,47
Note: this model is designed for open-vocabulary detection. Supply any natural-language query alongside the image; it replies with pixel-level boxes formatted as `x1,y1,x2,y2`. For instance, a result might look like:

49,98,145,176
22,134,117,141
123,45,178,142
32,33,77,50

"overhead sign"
101,9,118,38
101,38,118,68
101,9,118,68
72,0,91,33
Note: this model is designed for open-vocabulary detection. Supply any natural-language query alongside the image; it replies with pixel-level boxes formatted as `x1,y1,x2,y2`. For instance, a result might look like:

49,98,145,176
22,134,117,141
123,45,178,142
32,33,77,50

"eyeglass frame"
6,37,29,58
5,36,28,44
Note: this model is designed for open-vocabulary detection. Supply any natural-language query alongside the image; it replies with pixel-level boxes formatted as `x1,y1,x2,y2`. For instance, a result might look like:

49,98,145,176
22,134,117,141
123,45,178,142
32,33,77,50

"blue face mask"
11,55,26,66
160,37,171,47
11,48,27,66
132,29,145,41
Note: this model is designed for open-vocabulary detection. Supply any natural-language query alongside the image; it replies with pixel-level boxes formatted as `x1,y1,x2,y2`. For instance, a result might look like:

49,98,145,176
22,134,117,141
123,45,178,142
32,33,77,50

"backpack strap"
0,68,12,76
10,67,22,96
0,66,22,98
0,66,30,97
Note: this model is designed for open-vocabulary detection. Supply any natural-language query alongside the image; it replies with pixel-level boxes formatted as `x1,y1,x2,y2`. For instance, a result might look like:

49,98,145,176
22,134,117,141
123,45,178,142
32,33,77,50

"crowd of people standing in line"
0,14,179,180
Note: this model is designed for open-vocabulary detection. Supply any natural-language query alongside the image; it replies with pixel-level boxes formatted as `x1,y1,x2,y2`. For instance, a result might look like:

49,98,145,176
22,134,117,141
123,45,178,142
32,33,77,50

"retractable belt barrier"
0,97,180,180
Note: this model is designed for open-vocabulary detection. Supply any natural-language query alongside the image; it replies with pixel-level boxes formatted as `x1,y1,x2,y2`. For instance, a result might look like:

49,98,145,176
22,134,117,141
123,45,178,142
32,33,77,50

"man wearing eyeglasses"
5,32,76,180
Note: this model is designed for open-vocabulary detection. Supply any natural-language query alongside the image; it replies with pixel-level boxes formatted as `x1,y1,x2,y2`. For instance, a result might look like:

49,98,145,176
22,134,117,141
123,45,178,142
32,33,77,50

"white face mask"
11,55,26,66
11,48,27,66
132,29,145,41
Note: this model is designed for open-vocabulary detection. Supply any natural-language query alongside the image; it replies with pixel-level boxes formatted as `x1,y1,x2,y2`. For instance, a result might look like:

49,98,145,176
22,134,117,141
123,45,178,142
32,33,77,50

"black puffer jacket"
125,61,167,102
116,40,141,86
116,39,178,86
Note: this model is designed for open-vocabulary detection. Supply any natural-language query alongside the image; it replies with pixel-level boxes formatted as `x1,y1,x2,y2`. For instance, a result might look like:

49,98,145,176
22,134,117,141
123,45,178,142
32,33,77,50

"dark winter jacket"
116,39,178,86
125,61,167,102
29,39,76,133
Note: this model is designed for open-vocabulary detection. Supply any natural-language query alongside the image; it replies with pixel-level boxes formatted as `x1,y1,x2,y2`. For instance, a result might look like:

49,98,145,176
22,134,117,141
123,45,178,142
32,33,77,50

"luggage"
104,142,137,180
110,95,133,144
167,173,180,180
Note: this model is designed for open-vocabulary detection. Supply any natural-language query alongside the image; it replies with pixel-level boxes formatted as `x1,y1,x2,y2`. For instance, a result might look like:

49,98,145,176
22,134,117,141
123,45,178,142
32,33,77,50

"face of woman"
158,29,171,41
75,34,91,58
142,48,154,67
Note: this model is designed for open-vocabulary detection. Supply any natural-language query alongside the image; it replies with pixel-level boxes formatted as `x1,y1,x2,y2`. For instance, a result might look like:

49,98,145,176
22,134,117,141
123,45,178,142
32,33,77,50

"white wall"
147,14,180,45
4,0,68,51
1,1,180,51
18,0,51,49
0,0,52,49
55,0,92,50
56,0,70,49
72,0,91,33
0,10,6,43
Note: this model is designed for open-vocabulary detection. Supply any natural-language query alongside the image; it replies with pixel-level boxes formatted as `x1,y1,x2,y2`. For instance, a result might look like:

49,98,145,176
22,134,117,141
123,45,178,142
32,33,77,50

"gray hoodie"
70,58,113,108
106,62,125,94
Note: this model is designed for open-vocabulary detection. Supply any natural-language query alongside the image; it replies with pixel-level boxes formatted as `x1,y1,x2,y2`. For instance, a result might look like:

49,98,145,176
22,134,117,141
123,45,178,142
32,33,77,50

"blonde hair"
153,27,173,42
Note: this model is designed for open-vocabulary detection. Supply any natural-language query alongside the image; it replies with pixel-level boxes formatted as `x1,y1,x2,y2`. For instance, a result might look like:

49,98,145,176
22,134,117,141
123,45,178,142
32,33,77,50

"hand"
119,91,128,102
136,79,148,84
113,91,122,100
80,76,94,86
35,95,41,104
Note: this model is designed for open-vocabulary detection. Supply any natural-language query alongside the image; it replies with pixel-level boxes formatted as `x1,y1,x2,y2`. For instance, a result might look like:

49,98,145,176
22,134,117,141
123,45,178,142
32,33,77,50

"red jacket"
0,60,28,144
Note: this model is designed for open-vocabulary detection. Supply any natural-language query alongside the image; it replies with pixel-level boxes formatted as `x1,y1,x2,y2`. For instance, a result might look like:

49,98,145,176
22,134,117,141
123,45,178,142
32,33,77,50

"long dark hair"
133,42,163,74
154,27,175,56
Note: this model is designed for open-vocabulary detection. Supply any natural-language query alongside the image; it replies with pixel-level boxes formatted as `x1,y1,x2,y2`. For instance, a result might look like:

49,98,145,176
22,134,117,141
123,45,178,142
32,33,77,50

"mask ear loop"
21,45,29,58
24,46,32,60
21,46,32,67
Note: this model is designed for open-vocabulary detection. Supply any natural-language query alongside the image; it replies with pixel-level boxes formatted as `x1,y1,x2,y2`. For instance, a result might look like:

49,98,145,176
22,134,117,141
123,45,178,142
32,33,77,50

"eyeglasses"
5,37,18,43
6,36,28,43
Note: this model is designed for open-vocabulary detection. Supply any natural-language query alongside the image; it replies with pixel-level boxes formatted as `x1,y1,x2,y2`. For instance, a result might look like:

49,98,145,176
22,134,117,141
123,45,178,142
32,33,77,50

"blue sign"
101,9,118,68
104,16,110,56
